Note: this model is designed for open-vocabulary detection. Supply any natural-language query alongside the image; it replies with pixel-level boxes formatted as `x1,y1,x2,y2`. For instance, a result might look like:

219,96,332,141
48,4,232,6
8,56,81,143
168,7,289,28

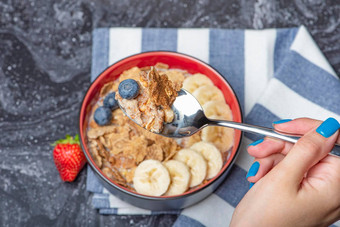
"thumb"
278,117,340,186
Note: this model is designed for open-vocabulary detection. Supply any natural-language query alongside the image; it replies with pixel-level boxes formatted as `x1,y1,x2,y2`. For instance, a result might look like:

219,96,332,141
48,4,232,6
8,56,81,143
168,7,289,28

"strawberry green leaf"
52,134,80,146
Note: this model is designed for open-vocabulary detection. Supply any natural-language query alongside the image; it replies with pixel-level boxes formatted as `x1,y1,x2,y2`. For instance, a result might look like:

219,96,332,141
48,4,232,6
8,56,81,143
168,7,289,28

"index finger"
274,118,340,144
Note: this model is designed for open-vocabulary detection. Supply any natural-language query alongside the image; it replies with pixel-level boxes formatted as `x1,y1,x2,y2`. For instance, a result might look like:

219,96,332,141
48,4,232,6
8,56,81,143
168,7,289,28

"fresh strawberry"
52,134,86,182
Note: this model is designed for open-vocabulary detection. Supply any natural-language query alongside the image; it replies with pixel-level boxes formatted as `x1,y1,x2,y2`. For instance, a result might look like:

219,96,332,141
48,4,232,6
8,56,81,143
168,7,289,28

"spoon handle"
209,119,340,157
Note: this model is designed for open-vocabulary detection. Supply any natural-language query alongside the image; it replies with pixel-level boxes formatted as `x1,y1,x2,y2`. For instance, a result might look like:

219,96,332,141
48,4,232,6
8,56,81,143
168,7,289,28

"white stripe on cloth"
103,188,152,214
244,29,276,116
235,137,255,171
109,28,142,65
290,26,337,78
177,28,210,63
181,194,235,226
117,207,151,215
258,78,340,121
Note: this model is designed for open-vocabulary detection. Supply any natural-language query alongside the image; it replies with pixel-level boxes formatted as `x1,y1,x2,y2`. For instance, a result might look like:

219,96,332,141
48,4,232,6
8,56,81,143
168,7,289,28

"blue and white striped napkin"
87,26,340,226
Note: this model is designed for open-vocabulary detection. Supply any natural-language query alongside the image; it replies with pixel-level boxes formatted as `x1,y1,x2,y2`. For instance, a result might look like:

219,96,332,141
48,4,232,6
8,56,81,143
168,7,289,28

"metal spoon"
120,89,340,157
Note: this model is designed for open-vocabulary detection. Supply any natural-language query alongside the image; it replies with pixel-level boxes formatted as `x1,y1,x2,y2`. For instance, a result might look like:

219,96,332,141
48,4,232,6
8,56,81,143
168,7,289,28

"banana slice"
190,142,223,179
192,85,225,106
163,160,191,196
173,149,207,187
203,100,233,120
133,160,170,196
201,115,234,152
182,73,213,93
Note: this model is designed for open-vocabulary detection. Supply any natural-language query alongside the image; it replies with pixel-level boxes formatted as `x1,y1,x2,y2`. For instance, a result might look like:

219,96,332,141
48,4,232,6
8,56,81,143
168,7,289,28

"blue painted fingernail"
316,117,340,138
248,139,264,146
249,182,255,189
273,119,292,124
246,161,260,179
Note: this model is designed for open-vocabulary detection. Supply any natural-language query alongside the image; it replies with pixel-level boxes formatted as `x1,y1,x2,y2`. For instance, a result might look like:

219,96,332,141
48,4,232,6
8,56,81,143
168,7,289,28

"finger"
273,118,340,144
273,118,320,134
247,153,285,183
248,138,294,158
278,117,340,186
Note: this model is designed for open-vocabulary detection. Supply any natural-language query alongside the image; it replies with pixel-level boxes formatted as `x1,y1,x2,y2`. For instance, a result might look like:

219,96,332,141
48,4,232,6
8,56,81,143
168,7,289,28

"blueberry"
118,79,140,99
103,92,118,110
94,106,112,125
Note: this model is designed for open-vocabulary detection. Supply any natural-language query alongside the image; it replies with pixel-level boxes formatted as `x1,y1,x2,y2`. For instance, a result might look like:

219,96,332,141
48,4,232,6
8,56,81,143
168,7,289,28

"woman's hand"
230,118,340,227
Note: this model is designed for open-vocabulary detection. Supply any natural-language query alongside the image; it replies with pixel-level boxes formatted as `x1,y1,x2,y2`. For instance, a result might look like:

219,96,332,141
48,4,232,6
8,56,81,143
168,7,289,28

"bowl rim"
79,50,244,201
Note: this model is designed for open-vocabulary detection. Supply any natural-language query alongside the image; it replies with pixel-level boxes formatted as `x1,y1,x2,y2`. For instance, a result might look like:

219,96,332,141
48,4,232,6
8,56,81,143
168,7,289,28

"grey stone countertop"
0,0,339,226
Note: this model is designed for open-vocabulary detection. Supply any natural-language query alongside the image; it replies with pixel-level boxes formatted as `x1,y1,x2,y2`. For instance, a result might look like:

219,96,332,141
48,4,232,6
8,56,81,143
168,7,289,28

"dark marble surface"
0,0,339,226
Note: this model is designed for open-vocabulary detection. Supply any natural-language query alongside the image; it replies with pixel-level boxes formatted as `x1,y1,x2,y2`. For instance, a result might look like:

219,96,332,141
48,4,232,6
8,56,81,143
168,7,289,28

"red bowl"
79,51,243,210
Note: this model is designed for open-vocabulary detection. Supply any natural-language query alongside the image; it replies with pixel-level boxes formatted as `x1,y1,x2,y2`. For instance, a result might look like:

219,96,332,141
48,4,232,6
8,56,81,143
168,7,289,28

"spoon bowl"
119,89,210,138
